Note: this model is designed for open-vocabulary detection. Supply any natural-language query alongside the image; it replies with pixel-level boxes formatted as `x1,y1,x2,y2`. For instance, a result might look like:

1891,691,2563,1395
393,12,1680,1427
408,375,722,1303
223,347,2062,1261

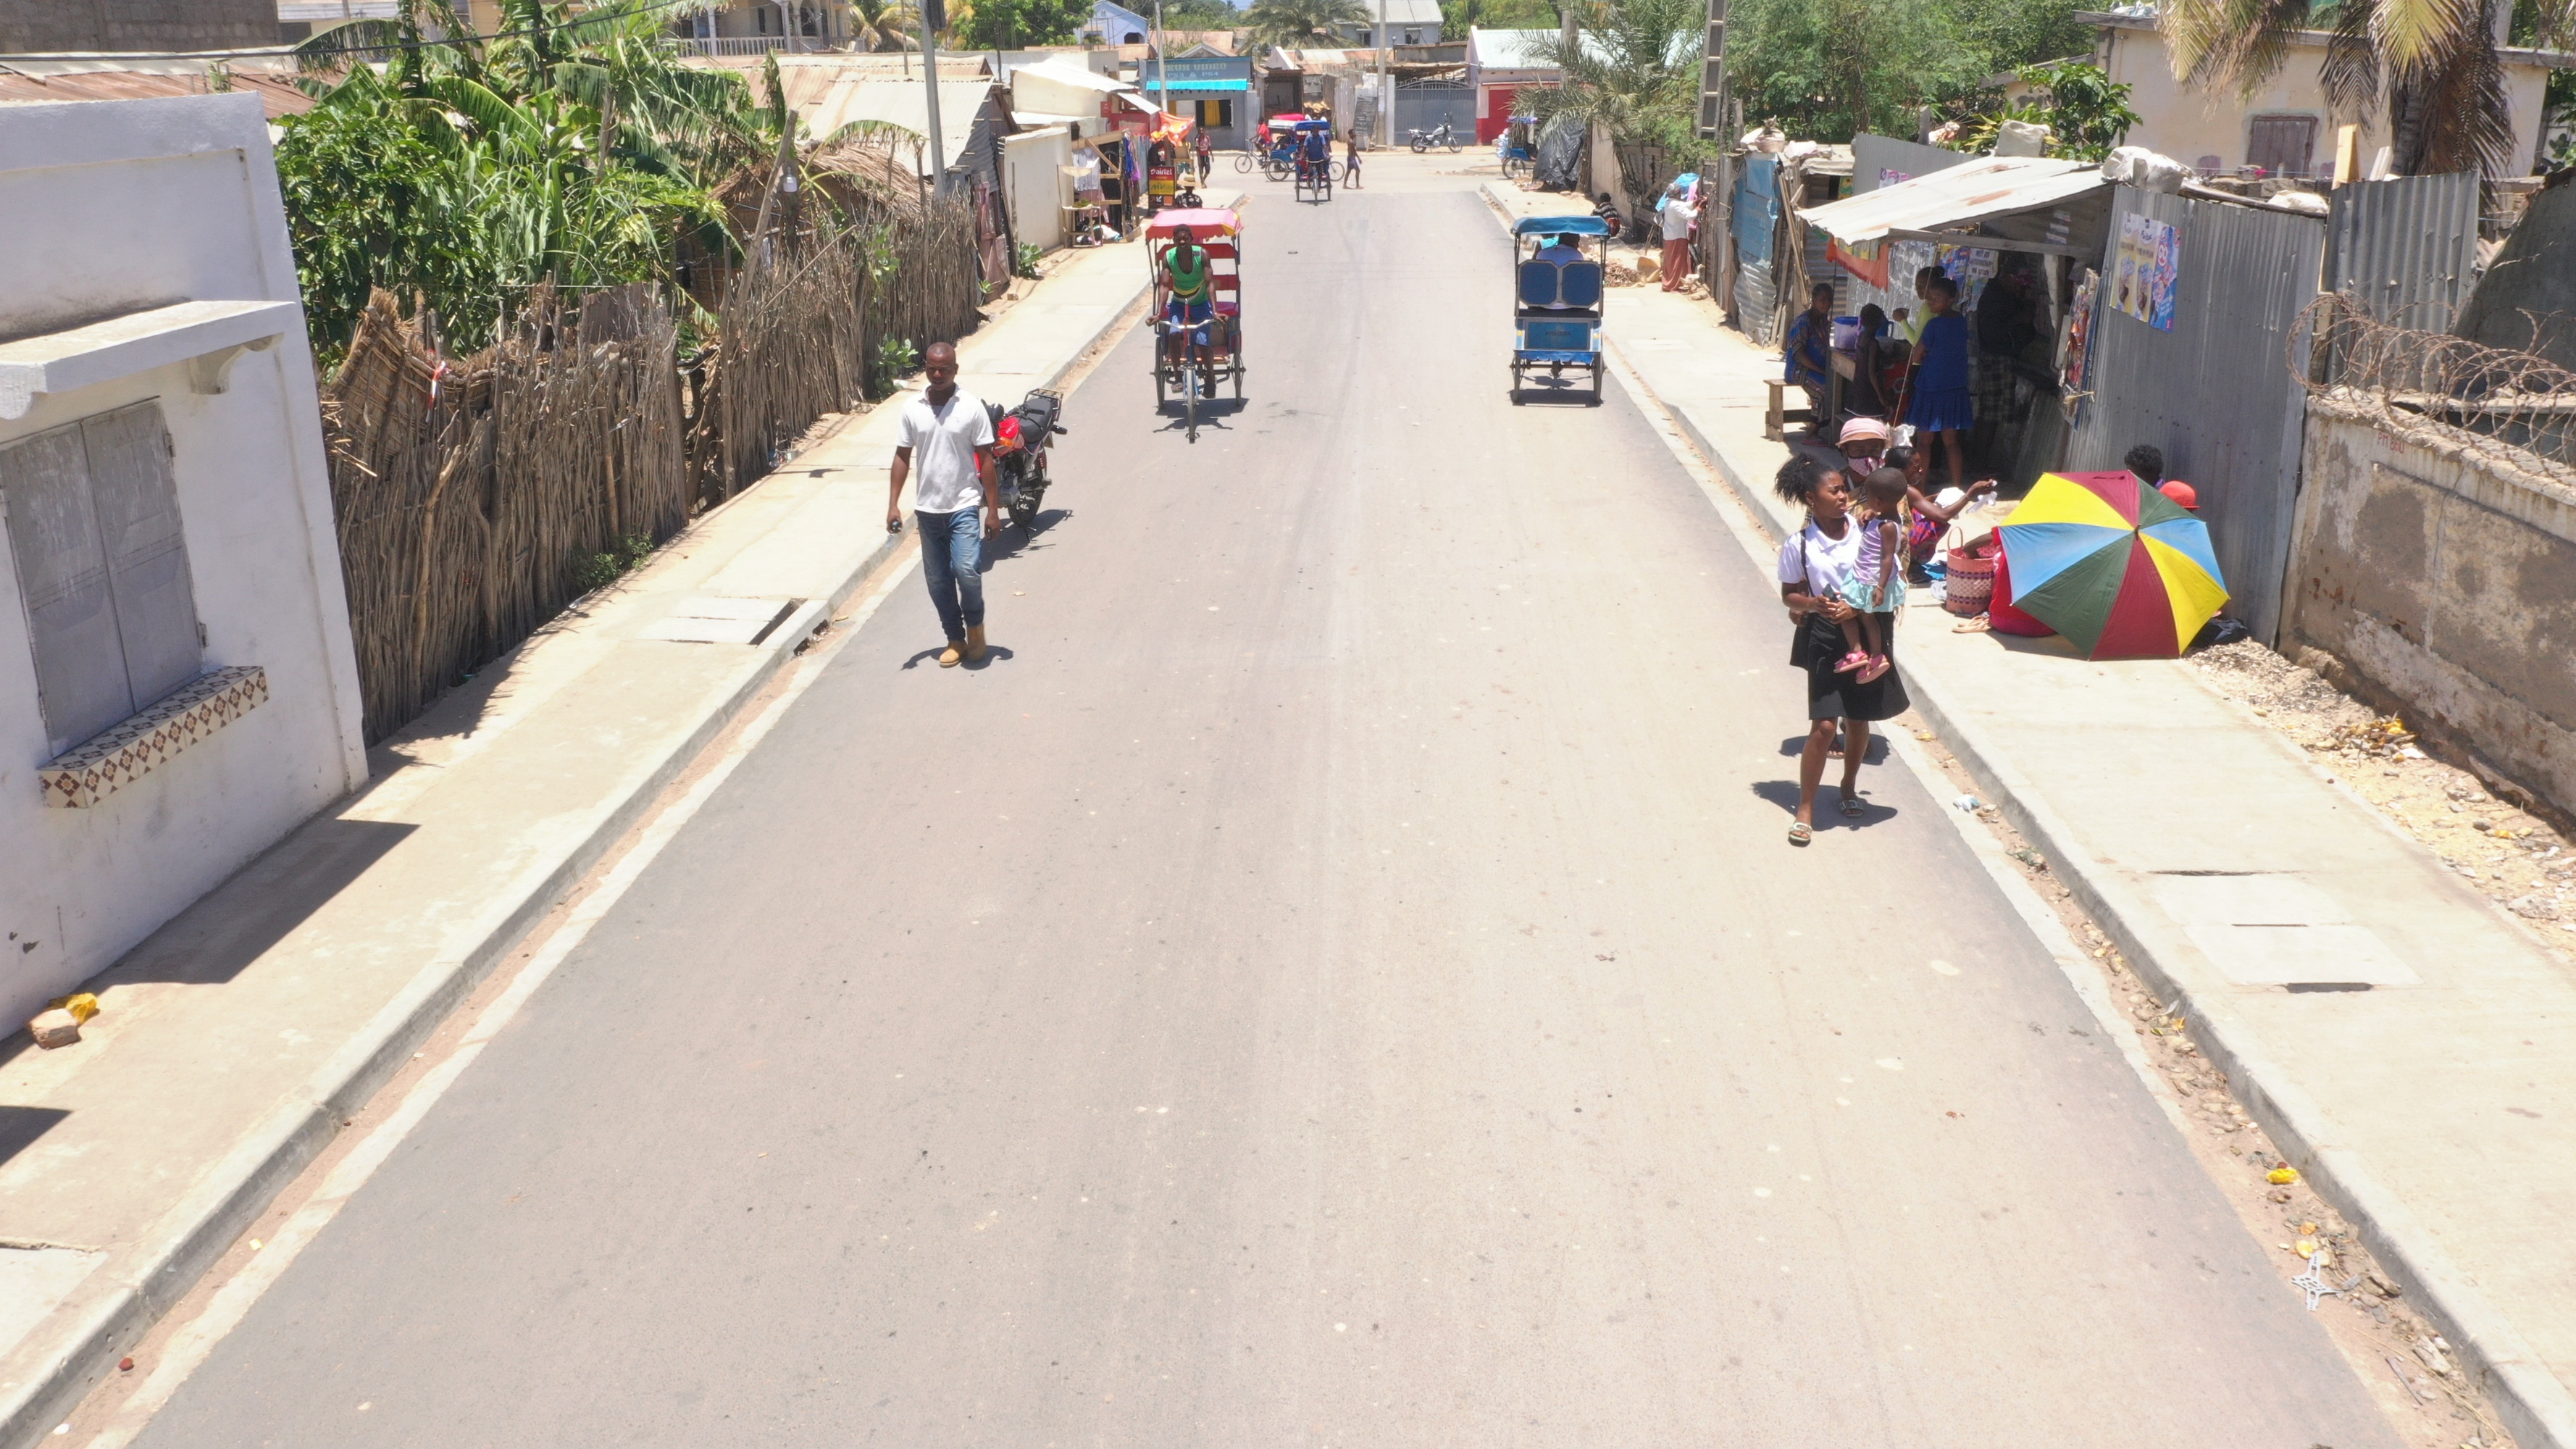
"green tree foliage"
1440,0,1563,40
1726,0,2094,143
1245,0,1367,48
1522,0,1710,154
958,0,1092,47
275,0,773,359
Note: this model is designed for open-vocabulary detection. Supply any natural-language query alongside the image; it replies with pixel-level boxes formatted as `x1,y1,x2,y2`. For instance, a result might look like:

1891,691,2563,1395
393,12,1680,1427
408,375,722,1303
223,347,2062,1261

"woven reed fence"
325,159,988,743
324,285,689,742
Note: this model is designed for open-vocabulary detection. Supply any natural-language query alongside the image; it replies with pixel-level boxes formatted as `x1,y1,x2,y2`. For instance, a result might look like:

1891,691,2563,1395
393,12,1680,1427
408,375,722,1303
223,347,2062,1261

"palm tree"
2161,0,2572,177
849,0,924,49
1245,0,1368,50
1524,0,1704,149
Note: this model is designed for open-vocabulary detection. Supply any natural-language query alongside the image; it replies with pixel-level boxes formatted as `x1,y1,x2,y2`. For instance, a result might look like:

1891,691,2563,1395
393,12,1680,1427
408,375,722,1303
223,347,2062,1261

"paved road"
132,170,2401,1448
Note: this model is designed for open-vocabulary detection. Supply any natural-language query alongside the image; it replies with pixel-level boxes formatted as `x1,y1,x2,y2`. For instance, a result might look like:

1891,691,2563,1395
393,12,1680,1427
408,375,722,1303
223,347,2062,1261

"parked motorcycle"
1406,120,1462,153
988,387,1067,534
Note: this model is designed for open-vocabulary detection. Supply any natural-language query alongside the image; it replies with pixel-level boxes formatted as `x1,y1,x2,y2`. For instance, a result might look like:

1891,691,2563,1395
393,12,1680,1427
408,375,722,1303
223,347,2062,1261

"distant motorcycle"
987,387,1067,533
1407,120,1462,153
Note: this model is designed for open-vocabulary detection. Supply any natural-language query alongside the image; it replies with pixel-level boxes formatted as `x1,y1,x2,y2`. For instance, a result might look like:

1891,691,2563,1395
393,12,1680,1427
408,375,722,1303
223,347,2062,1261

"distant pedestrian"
1904,274,1973,487
886,342,998,668
1345,131,1362,188
1657,181,1696,292
1195,123,1213,180
1776,454,1909,845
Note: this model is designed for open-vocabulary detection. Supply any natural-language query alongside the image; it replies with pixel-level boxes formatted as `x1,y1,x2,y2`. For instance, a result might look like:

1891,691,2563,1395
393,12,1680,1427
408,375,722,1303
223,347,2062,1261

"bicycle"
1232,149,1257,173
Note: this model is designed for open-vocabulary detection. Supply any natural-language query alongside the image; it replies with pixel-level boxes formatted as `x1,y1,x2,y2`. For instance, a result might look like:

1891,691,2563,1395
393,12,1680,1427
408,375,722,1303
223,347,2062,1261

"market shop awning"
1797,155,2111,259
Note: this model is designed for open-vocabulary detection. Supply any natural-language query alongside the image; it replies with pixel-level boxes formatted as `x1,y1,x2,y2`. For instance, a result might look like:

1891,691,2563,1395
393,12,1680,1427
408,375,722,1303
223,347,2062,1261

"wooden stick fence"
322,185,987,744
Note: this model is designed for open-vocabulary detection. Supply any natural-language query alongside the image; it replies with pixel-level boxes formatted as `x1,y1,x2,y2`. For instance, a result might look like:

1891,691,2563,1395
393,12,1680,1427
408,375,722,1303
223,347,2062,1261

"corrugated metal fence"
2067,188,2325,646
1728,154,1781,346
2323,171,2479,331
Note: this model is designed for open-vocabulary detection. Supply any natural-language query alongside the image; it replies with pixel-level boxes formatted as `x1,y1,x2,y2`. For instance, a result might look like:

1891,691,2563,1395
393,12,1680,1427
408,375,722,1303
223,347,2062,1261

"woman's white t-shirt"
1778,517,1864,598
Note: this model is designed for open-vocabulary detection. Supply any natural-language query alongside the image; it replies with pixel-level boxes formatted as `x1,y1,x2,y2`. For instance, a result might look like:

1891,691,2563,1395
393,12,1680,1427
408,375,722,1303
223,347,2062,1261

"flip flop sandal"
1839,794,1866,817
1788,821,1814,845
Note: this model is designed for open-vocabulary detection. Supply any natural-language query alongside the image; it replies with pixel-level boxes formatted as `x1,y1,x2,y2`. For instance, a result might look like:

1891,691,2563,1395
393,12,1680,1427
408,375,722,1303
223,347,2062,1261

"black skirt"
1792,611,1910,722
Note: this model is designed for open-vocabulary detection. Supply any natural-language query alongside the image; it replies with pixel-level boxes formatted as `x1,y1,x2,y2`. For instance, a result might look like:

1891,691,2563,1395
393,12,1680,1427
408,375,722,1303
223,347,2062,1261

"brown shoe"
963,624,988,663
938,639,963,667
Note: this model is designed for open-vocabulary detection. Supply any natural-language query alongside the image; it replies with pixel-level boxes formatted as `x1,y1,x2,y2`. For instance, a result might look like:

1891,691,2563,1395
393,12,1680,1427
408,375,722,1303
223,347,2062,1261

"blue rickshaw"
1509,214,1607,405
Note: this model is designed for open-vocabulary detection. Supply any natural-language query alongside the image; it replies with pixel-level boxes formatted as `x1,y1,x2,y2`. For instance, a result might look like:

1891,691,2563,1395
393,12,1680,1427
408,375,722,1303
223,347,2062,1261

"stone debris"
28,1009,80,1050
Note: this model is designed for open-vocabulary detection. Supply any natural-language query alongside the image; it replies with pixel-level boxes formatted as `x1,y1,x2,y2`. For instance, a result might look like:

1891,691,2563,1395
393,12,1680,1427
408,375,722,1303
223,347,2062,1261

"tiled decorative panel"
38,665,267,809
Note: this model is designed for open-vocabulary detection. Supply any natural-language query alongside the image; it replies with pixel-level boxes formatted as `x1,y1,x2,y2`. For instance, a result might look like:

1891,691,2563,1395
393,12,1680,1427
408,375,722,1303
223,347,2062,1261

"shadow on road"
1774,733,1891,764
1747,780,1899,829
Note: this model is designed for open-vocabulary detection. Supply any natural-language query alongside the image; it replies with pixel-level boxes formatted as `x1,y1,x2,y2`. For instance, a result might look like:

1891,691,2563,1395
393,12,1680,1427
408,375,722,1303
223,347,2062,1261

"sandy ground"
2189,642,2575,962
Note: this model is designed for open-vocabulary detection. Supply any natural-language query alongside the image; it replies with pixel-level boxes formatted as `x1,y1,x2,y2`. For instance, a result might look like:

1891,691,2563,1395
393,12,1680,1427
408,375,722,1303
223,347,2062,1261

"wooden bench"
1765,377,1815,442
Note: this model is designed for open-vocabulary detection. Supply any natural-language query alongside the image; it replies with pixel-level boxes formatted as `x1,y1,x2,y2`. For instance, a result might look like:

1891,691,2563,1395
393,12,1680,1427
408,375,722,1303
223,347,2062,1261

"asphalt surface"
131,168,2404,1447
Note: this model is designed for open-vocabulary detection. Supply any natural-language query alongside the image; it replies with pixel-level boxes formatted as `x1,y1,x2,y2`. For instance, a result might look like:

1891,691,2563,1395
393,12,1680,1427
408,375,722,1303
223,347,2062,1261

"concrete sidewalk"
0,212,1192,1448
1478,178,2576,1449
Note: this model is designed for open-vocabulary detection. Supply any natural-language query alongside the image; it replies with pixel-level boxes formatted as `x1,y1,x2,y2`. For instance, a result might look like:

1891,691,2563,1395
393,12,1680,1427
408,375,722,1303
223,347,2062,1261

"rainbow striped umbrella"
1996,471,2229,659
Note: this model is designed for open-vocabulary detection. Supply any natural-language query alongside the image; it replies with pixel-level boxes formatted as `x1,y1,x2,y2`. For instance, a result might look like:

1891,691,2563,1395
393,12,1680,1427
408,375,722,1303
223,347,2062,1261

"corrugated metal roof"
0,64,313,118
1796,155,2102,245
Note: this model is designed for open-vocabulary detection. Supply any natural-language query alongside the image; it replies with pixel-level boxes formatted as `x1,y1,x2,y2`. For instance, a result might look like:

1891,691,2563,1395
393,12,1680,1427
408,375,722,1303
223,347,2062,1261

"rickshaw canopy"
1514,214,1610,237
1147,207,1241,242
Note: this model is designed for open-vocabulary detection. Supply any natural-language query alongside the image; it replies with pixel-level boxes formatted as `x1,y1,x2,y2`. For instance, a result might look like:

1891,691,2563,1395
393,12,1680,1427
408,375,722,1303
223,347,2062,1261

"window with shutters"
1,401,203,759
2248,114,2320,177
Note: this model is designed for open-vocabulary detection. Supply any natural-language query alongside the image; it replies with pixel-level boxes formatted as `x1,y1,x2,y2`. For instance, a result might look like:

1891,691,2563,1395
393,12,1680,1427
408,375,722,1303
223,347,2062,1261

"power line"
0,0,711,65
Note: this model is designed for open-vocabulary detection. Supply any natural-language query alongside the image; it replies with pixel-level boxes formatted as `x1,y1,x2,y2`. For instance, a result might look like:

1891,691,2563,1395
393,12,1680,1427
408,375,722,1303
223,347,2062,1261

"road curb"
0,588,845,1449
1897,658,2576,1449
0,242,1171,1448
1594,276,2576,1449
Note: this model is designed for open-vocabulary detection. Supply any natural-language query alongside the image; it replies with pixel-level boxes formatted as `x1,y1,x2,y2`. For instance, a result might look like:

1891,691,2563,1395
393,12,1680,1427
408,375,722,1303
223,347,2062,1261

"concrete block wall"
2285,398,2576,819
0,0,280,54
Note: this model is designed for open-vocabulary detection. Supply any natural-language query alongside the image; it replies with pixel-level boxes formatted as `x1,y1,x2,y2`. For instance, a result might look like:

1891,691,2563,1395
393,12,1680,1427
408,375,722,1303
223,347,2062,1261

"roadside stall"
1787,155,2115,491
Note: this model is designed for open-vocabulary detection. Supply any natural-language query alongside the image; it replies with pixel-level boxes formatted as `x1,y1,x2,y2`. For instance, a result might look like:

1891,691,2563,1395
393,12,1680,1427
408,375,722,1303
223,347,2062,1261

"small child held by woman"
1831,467,1910,683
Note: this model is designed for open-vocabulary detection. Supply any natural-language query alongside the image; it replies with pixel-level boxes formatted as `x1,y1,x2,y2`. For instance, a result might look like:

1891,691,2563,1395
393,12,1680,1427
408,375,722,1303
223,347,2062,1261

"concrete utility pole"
1376,0,1391,149
1155,0,1170,126
1696,0,1729,293
919,0,948,194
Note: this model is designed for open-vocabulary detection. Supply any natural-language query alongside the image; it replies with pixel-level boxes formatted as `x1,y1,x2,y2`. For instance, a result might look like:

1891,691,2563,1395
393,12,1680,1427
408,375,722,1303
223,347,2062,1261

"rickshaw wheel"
1154,364,1167,406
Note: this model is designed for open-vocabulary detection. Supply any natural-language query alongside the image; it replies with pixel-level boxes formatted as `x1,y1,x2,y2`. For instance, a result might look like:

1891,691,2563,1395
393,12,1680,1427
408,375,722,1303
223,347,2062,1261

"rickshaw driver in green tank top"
1159,223,1215,383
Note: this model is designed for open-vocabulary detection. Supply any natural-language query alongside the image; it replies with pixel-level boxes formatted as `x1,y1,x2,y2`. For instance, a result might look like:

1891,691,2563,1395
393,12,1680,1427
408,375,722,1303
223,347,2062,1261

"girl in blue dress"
1904,274,1973,487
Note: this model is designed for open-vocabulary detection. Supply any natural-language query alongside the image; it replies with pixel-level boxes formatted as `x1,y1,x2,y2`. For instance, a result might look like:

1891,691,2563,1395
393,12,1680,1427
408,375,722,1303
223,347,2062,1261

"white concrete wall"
0,95,368,1028
1003,126,1074,249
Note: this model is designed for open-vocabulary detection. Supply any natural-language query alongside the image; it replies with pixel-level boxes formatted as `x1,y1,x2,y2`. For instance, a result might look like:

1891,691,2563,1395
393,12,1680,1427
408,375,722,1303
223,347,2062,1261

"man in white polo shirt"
885,342,999,667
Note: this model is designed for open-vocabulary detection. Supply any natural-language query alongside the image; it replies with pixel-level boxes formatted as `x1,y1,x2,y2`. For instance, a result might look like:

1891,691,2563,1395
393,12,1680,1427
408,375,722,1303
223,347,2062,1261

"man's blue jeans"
916,508,985,640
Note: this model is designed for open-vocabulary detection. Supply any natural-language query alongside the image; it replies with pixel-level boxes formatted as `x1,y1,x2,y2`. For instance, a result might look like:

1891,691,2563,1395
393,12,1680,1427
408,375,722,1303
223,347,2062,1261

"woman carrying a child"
1776,456,1912,845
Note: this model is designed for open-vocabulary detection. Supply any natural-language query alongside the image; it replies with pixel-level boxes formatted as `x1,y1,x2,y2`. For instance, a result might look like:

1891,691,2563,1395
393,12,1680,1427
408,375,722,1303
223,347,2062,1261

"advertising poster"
1944,246,1999,312
2146,219,2180,332
2062,266,2099,397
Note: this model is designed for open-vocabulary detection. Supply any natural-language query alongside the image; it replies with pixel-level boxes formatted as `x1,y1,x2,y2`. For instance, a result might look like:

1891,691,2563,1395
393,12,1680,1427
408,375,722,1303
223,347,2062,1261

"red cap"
2159,480,2199,511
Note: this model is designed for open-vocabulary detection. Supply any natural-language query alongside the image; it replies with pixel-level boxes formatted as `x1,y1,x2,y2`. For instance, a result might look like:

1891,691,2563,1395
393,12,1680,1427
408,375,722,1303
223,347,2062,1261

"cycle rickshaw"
1509,214,1607,405
1288,118,1334,201
1148,207,1245,443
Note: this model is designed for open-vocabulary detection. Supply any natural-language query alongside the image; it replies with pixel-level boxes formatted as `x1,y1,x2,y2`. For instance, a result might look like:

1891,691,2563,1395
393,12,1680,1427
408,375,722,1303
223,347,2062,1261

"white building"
0,95,369,1028
1336,0,1442,47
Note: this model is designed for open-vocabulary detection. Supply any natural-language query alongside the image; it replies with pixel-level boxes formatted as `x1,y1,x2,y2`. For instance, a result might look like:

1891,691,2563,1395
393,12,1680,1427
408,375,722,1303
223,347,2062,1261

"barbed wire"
2296,292,2576,485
